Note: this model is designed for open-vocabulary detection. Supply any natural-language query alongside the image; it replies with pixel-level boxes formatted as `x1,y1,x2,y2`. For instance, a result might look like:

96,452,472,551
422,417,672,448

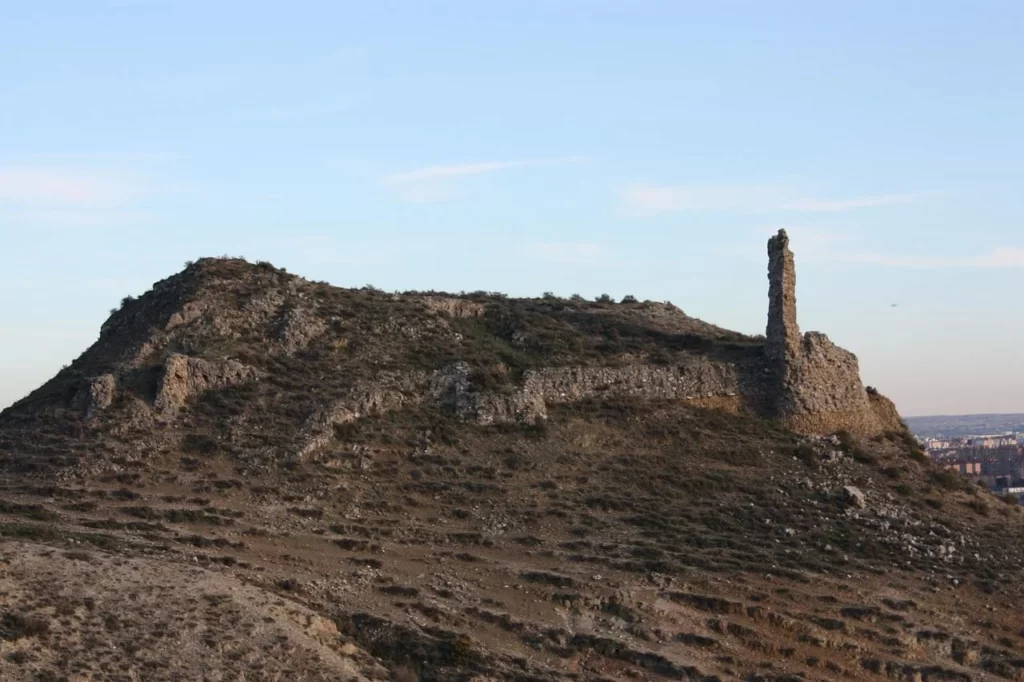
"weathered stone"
72,374,117,419
419,296,485,318
154,354,259,413
841,485,867,509
165,301,208,331
764,229,897,435
276,306,326,354
766,229,800,361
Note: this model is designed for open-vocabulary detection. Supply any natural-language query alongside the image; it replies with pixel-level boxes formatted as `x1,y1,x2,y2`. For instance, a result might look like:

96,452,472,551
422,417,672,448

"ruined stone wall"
294,224,909,458
474,357,758,425
764,229,899,436
786,333,872,415
296,355,761,458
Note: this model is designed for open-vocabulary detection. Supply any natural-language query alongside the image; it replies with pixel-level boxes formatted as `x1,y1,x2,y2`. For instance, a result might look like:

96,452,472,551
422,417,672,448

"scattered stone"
841,485,867,509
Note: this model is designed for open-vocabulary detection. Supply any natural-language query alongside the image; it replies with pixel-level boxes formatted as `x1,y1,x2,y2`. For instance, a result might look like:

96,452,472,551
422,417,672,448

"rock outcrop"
276,306,326,354
419,296,485,318
71,374,117,420
154,354,259,414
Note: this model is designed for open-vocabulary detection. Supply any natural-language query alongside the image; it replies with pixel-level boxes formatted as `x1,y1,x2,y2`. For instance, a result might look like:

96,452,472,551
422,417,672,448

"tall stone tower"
763,228,887,434
766,229,800,362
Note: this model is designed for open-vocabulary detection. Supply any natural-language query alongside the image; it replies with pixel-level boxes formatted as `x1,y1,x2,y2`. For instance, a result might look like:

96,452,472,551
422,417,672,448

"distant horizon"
3,1,1022,416
904,412,1024,420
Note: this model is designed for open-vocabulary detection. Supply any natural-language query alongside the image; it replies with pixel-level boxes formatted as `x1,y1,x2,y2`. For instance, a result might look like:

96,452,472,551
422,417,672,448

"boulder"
841,485,867,509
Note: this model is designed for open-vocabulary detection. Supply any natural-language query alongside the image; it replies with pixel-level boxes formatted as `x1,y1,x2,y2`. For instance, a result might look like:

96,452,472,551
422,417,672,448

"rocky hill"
0,232,1022,681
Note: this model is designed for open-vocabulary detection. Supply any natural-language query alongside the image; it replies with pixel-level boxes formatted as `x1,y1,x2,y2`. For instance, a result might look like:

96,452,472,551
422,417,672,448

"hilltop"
0,233,1022,681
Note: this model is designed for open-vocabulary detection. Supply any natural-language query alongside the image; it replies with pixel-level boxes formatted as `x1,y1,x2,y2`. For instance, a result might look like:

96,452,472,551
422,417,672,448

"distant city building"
966,434,1017,448
944,461,982,475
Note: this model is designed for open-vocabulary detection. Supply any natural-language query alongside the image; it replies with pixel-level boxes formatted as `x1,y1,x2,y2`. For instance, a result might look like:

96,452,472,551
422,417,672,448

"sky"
2,0,1022,417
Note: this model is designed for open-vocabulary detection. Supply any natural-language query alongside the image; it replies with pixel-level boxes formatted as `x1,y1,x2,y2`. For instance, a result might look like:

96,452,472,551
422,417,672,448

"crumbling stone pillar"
762,229,884,434
766,229,800,362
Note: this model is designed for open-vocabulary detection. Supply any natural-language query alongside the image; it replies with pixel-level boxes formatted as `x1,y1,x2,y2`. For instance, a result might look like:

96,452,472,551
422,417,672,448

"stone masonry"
764,229,896,434
62,234,902,454
294,229,902,458
766,229,801,362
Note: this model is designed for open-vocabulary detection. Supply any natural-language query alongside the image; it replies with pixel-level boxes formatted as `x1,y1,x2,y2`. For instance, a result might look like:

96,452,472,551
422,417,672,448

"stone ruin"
764,229,899,435
290,229,902,449
58,231,903,448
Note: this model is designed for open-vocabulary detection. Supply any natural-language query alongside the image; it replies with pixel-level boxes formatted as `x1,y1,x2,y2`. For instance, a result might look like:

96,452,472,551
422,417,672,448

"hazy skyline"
2,1,1022,417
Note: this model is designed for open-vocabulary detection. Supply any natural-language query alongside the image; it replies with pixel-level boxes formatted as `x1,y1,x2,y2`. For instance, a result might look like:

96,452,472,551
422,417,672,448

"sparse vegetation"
0,256,1021,681
0,612,50,641
835,429,876,464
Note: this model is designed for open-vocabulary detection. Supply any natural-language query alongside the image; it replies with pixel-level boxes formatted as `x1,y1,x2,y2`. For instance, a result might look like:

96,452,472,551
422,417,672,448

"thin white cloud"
0,165,186,231
0,209,148,229
0,167,133,205
385,157,587,185
781,193,919,212
622,182,782,216
526,242,607,265
393,183,459,204
841,247,1024,269
622,182,925,216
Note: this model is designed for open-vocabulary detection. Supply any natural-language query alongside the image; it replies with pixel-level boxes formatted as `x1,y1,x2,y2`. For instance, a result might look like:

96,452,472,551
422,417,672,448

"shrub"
181,434,220,455
882,465,903,479
909,449,929,464
595,293,613,303
392,665,419,682
835,430,875,464
621,294,638,303
570,293,584,301
793,443,819,467
966,499,990,516
930,469,963,491
0,612,50,640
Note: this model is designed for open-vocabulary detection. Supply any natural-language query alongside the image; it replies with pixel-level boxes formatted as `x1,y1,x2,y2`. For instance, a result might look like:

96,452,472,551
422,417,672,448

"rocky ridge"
3,231,896,475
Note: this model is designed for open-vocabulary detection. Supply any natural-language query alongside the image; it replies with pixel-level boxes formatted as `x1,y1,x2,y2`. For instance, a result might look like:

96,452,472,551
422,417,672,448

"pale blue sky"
2,1,1022,416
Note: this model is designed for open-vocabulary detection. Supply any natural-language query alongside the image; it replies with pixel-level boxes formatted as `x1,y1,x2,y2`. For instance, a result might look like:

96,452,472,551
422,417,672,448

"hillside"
0,237,1023,681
